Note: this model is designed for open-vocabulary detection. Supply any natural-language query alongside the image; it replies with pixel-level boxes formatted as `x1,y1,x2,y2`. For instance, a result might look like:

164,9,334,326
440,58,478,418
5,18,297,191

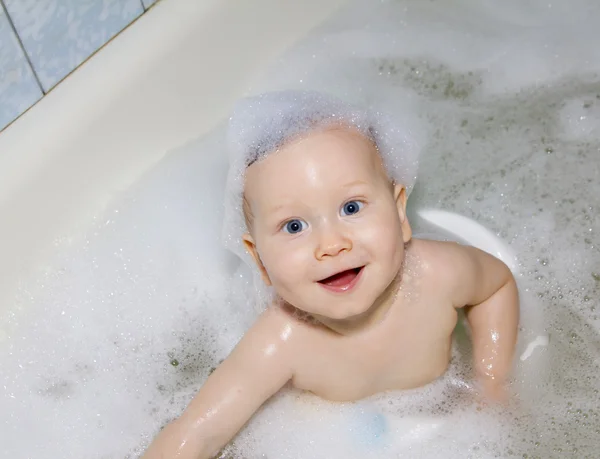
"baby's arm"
141,307,295,459
441,243,519,399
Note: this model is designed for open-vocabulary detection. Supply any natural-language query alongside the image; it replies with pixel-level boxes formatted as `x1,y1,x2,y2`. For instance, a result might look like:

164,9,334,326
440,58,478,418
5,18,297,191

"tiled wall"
0,0,159,132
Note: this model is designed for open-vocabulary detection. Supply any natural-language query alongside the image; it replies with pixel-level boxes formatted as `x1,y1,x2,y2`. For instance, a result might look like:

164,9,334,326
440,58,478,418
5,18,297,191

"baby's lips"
316,265,365,284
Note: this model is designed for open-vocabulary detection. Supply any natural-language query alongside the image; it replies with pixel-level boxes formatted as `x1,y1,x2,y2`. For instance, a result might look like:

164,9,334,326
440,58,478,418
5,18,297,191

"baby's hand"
475,375,519,408
476,376,509,405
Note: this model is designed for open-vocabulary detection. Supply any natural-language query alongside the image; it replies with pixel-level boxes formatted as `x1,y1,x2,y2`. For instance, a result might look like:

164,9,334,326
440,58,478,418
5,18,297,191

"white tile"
4,0,144,91
0,7,42,131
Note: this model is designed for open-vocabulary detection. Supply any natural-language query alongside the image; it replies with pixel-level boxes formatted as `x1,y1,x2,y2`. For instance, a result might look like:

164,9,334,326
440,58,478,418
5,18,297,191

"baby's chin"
297,296,377,322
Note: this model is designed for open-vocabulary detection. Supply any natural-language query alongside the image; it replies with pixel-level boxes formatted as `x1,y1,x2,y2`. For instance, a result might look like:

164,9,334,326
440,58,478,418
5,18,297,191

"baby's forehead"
246,126,386,181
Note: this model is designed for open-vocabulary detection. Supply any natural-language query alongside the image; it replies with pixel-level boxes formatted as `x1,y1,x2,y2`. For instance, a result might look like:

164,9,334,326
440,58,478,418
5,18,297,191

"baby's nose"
314,224,352,259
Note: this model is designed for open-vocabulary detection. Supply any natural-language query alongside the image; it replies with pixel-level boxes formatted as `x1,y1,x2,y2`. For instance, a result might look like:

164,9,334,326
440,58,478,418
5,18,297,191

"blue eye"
341,200,363,216
283,219,307,234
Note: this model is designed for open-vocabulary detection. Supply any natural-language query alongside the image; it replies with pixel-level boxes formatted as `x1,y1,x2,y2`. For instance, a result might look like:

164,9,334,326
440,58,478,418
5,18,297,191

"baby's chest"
293,304,457,401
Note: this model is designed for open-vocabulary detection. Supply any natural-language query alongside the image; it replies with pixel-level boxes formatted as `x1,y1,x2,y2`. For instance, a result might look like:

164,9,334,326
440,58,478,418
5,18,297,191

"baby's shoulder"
407,238,474,287
248,303,326,346
409,238,468,266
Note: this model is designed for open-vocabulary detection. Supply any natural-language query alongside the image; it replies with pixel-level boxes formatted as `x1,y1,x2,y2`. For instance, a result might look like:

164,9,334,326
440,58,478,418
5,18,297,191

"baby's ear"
242,234,272,286
393,184,412,243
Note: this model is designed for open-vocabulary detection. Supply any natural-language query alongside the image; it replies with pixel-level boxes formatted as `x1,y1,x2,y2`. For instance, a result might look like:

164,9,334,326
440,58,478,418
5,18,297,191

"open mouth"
317,266,364,292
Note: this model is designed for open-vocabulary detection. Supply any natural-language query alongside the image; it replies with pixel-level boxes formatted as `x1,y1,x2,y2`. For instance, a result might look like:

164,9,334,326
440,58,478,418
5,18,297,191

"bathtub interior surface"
2,0,600,458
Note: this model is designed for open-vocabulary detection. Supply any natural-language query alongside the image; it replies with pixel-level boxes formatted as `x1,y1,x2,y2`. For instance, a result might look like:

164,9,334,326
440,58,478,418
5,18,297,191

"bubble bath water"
1,0,599,457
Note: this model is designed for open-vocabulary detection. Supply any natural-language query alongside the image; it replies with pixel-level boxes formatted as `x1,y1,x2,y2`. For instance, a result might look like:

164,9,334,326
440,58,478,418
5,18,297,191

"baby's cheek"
363,217,400,250
373,221,405,269
266,246,307,284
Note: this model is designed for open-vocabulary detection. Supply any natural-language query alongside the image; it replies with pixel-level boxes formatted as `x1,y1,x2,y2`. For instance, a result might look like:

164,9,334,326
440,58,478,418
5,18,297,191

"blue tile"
4,0,144,91
142,0,158,9
0,7,42,131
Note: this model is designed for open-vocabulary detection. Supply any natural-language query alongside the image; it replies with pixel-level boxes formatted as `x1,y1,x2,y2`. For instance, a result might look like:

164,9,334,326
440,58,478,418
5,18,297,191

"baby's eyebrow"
267,204,285,214
265,202,295,215
342,180,369,189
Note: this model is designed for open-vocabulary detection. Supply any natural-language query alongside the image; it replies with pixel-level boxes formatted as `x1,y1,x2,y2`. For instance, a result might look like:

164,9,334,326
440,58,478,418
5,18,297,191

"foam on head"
222,90,421,309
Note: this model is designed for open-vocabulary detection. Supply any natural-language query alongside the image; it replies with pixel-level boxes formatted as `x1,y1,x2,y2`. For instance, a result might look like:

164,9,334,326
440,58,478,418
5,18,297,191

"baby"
142,91,519,459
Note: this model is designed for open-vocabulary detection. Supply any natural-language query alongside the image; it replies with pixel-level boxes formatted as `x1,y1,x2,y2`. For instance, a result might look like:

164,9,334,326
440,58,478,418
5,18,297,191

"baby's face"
243,128,411,320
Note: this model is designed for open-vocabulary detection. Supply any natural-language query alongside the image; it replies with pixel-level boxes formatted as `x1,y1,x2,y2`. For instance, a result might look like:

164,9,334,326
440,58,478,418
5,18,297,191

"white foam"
520,335,550,362
559,97,600,142
1,0,600,458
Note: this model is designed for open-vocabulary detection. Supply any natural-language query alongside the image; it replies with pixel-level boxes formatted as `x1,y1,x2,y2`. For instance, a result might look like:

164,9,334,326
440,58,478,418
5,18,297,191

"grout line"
0,0,46,95
139,0,147,12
